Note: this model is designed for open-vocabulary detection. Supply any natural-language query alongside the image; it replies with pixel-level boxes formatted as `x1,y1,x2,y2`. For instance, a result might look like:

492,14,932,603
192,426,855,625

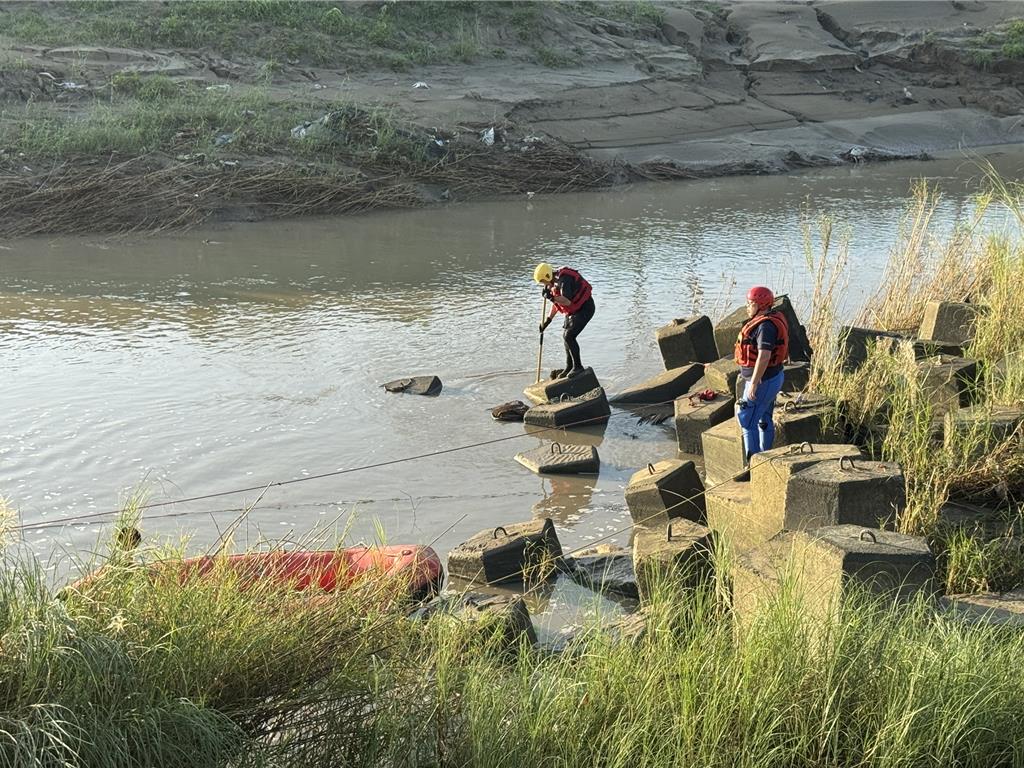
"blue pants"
736,370,785,460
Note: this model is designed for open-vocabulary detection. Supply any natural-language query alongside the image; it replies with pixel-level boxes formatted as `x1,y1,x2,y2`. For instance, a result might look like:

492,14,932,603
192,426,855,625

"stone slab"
632,520,714,602
382,375,442,396
447,518,562,585
523,366,600,406
514,443,600,475
625,459,706,526
611,364,704,405
674,388,735,454
918,300,978,345
656,315,718,369
524,387,611,428
749,443,863,543
784,458,906,531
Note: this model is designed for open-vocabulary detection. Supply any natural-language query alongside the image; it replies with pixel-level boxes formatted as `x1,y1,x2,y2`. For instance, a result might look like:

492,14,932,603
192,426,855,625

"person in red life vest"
533,262,595,378
734,286,789,464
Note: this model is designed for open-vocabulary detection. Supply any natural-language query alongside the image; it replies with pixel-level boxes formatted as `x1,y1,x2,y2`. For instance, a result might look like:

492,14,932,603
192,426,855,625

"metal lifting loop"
493,526,508,539
648,463,656,475
666,522,674,542
839,456,856,470
799,442,814,453
783,400,797,413
859,529,877,543
550,442,562,455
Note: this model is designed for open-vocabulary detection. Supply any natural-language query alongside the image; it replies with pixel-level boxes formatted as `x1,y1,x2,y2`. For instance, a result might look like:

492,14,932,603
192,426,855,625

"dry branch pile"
0,137,614,237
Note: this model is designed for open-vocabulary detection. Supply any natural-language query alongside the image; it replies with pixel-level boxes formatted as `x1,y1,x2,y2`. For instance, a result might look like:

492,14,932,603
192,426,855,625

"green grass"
2,84,427,165
6,534,1024,767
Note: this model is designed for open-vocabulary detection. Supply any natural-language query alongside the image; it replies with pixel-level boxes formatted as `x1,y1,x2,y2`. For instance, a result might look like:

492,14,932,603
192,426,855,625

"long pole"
535,296,547,383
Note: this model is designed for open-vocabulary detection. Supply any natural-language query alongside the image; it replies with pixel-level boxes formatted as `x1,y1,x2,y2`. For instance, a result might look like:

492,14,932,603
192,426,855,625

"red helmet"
747,286,774,310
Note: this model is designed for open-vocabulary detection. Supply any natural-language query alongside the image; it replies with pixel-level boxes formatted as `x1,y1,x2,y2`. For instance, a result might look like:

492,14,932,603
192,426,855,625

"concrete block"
784,458,906,531
701,418,746,487
704,479,761,555
523,366,601,406
749,443,863,544
941,590,1024,627
673,388,735,454
456,593,538,647
632,520,714,602
656,315,718,368
917,355,982,417
447,518,562,585
514,443,600,475
910,338,964,359
773,392,844,445
837,326,904,371
943,404,1024,449
524,387,611,428
611,364,704,405
625,459,706,527
781,361,810,393
704,357,740,396
565,545,638,599
714,296,811,361
918,301,978,345
382,375,442,396
733,526,936,629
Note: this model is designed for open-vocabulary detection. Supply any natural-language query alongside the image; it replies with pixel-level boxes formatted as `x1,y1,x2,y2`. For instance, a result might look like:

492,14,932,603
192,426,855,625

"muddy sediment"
2,0,1024,236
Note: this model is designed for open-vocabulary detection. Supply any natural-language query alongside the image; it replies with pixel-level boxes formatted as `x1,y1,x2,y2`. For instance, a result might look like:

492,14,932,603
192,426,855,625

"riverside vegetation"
2,177,1024,766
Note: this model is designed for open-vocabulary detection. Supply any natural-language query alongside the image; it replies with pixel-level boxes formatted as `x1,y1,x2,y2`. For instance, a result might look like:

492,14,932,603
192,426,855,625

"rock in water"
383,375,442,396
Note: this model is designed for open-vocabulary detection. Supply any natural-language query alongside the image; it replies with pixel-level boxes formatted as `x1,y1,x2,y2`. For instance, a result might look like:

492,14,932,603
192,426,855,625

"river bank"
2,0,1024,236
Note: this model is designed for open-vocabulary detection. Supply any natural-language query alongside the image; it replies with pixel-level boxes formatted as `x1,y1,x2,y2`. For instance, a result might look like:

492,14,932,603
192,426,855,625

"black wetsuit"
555,271,595,372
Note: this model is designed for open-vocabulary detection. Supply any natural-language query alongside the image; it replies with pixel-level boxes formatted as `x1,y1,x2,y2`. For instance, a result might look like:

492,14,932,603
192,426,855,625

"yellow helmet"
533,262,554,283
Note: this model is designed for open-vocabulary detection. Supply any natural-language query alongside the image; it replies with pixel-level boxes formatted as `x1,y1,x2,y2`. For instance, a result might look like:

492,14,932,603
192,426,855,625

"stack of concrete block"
523,367,601,405
700,394,844,486
447,518,562,585
611,363,704,405
524,387,611,428
625,459,705,526
656,315,719,369
632,520,714,602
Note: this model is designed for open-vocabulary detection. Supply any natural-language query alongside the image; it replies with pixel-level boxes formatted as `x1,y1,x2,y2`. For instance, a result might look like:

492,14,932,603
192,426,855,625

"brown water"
2,151,1021,609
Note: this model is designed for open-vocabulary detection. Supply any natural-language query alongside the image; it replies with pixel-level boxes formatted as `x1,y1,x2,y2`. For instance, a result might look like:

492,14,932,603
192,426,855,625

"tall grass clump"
392,580,1024,767
0,531,427,768
804,173,1024,590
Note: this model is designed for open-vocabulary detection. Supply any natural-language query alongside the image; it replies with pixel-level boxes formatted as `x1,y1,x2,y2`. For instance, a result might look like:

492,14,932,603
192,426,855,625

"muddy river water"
2,151,1022,627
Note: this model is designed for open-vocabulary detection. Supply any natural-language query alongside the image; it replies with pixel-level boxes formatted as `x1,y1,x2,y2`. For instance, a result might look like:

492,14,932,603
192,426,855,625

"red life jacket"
551,267,593,315
734,311,789,368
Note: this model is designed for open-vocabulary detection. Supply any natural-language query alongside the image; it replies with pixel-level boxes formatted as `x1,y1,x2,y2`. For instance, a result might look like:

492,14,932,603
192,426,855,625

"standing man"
734,286,789,462
533,263,595,378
